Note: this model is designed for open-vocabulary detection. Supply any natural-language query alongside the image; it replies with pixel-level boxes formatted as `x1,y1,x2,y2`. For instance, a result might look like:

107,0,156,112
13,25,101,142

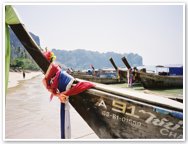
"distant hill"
9,28,143,70
10,28,40,61
9,28,40,70
52,49,143,70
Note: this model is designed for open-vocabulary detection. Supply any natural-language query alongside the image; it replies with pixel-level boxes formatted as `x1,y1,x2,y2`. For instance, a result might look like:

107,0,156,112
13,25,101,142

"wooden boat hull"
139,72,183,89
72,73,126,84
69,84,183,139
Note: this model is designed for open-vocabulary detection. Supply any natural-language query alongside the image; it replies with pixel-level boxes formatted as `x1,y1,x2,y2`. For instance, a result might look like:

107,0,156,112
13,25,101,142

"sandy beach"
8,71,42,88
5,72,98,139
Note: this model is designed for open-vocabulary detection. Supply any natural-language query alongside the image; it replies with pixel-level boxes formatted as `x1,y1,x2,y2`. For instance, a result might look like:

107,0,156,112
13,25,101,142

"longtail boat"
110,57,140,84
70,63,126,84
139,71,183,89
121,57,183,90
6,5,183,139
109,57,127,81
71,72,124,84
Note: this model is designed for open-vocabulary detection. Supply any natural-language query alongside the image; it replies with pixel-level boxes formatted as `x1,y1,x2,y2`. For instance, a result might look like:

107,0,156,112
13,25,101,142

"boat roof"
156,64,183,68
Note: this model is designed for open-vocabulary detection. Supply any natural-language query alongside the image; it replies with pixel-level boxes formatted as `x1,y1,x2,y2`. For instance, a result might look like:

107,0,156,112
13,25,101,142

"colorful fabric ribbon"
43,62,95,103
42,62,95,139
43,51,56,62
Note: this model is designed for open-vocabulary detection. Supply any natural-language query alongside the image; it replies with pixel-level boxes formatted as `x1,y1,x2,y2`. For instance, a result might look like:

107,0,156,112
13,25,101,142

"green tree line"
10,58,40,71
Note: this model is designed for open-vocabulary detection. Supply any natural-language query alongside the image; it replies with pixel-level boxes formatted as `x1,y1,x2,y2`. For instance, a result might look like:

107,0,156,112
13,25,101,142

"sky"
13,4,184,66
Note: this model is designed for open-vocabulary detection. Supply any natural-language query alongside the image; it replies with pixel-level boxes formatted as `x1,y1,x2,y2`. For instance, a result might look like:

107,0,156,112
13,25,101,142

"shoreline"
6,74,99,139
8,71,42,88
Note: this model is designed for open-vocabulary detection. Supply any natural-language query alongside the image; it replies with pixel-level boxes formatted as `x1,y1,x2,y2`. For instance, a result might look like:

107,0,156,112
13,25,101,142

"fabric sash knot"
43,63,95,103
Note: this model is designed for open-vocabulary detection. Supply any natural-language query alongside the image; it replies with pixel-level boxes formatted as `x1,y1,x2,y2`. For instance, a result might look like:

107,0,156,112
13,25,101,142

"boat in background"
121,57,183,90
71,68,125,84
121,56,141,83
139,65,183,89
109,57,140,84
109,57,127,82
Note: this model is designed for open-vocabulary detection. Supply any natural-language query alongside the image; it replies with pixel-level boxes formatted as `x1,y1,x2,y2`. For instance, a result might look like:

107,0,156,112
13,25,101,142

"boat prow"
69,79,183,139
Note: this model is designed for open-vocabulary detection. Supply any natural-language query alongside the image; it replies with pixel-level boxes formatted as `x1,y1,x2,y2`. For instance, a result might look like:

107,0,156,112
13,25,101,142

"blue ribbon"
58,70,73,139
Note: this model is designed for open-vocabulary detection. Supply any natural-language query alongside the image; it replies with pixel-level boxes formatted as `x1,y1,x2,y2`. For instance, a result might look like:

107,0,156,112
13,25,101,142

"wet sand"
5,74,98,139
8,71,42,88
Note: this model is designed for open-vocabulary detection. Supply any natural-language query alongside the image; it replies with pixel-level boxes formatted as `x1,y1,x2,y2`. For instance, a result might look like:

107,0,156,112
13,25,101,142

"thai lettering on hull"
96,98,183,138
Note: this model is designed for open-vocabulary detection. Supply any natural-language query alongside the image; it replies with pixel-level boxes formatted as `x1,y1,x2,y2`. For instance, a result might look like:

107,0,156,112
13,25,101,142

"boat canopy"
168,67,183,75
156,65,183,76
